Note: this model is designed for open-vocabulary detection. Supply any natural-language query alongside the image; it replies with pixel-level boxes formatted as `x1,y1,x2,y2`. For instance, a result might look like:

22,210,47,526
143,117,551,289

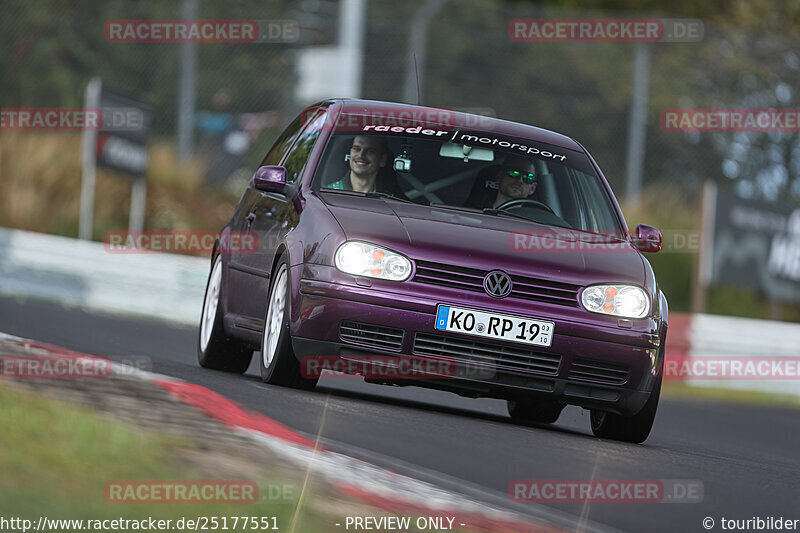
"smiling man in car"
327,135,403,196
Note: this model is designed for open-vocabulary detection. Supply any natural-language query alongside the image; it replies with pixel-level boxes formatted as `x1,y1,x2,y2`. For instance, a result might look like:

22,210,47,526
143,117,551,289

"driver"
491,154,537,209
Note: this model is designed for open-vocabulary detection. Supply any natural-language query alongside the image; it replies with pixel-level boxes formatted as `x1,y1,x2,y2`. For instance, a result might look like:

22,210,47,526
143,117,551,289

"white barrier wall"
0,228,209,326
687,313,800,396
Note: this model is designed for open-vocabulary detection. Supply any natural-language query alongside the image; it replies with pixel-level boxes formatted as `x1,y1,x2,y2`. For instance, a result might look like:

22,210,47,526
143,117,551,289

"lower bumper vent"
339,321,404,351
568,358,630,384
413,333,562,375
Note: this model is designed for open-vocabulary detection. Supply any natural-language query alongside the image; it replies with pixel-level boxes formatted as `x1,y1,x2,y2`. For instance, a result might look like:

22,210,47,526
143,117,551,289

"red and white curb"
0,332,608,533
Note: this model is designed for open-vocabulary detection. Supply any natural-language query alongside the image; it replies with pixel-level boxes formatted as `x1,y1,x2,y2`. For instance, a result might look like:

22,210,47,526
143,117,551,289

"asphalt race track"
1,295,798,533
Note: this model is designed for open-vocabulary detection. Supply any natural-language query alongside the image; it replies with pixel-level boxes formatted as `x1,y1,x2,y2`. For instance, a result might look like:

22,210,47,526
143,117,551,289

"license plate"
434,305,554,347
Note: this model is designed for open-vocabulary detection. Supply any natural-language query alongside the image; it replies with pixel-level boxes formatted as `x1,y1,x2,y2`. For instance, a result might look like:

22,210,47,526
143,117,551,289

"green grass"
0,384,178,517
0,385,326,531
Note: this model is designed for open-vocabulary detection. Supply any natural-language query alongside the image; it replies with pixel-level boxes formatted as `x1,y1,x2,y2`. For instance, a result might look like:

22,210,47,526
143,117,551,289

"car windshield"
311,124,624,234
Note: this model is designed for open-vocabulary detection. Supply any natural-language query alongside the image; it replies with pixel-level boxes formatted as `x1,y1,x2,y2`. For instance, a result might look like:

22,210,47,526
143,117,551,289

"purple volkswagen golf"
198,99,667,443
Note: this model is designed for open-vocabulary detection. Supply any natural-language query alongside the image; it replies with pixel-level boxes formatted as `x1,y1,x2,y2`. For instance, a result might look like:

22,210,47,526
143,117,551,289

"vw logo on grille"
484,270,512,298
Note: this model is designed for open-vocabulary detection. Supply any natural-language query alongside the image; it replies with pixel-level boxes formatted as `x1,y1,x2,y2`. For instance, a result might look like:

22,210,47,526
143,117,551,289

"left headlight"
581,284,650,319
334,241,412,281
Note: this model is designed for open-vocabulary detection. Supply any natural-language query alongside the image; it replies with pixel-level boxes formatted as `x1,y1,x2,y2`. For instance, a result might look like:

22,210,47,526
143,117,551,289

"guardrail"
0,228,209,326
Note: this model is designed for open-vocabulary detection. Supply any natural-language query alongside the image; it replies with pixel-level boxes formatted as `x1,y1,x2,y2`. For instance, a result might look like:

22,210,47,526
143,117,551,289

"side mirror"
252,166,286,192
633,224,663,253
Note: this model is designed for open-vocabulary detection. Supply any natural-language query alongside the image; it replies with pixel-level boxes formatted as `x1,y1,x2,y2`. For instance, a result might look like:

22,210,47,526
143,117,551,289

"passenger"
327,135,404,197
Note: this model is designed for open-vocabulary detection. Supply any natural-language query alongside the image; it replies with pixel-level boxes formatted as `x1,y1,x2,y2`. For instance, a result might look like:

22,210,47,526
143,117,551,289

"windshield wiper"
571,230,629,243
428,203,549,226
481,207,549,225
483,207,524,219
319,189,415,203
363,191,415,203
428,203,482,213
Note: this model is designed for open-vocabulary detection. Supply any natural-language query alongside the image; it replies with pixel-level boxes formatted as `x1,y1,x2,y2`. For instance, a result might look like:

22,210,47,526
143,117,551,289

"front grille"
339,321,404,351
413,260,580,307
413,333,562,375
568,358,630,385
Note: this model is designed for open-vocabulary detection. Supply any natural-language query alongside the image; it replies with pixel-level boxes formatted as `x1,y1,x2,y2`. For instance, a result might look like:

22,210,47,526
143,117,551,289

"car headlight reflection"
334,241,412,281
581,284,650,319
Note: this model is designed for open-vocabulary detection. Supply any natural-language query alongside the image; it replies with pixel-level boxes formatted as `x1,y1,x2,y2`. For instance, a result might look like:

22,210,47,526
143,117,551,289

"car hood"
321,193,646,288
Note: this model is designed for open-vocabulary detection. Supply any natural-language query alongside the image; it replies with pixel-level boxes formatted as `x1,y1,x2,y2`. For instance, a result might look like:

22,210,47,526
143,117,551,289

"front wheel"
259,253,318,389
198,255,253,373
590,375,662,444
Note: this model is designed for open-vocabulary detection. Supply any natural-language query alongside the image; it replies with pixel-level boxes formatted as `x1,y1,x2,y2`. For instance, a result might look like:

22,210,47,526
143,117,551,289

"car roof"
321,98,584,152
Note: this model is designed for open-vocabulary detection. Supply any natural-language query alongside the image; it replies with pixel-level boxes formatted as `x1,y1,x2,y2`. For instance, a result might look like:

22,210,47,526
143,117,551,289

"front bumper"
292,266,664,416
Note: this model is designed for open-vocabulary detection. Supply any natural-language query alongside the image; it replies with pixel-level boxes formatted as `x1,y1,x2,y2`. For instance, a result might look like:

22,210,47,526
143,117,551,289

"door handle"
245,212,256,225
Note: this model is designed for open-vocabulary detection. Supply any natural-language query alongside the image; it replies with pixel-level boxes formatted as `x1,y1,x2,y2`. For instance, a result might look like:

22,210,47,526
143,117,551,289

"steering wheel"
496,198,555,215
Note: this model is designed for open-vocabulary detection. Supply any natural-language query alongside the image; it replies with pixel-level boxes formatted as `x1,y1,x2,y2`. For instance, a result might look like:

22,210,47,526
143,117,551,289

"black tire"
259,253,318,390
590,375,662,444
197,255,253,374
507,398,564,425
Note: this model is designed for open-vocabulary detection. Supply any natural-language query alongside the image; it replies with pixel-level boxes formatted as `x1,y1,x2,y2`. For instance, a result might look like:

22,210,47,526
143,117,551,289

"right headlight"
334,241,412,281
581,284,650,319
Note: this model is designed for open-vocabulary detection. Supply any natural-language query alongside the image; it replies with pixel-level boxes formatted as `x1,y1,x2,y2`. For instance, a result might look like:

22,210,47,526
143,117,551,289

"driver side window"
283,112,327,183
259,108,325,179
